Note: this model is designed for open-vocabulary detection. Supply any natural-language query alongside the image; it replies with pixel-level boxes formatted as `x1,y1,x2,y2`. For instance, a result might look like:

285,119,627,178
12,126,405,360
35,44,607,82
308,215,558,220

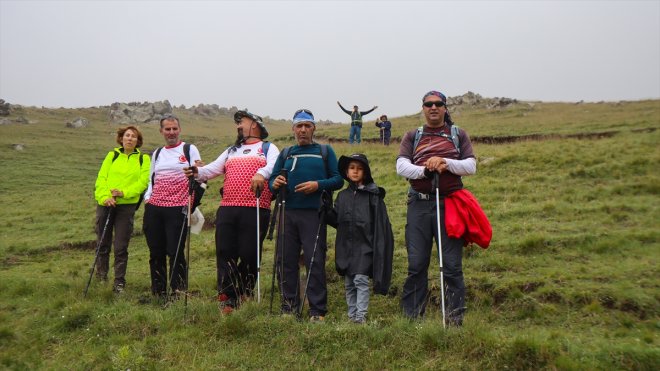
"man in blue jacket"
337,101,378,144
269,109,344,322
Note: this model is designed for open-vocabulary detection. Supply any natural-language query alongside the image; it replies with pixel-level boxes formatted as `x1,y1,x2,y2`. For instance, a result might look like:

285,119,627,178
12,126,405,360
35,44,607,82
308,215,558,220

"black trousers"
143,204,188,295
277,209,328,316
401,196,466,322
215,206,270,300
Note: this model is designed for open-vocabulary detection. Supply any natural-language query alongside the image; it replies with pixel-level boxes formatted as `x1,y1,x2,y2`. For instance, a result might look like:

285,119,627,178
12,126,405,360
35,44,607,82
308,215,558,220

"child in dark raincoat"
327,154,394,324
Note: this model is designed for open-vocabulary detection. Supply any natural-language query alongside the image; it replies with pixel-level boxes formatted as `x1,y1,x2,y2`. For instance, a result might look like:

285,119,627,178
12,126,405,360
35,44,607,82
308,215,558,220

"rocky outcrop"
448,91,520,110
0,99,10,116
109,100,172,124
66,117,89,128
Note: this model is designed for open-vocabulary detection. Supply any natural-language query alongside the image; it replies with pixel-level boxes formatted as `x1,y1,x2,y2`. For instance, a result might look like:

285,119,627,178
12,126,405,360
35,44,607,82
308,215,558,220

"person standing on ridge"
375,115,392,145
337,101,378,144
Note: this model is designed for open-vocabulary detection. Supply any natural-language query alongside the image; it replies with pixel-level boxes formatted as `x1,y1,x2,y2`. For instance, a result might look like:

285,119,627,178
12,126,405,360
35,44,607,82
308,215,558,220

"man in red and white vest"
187,110,280,314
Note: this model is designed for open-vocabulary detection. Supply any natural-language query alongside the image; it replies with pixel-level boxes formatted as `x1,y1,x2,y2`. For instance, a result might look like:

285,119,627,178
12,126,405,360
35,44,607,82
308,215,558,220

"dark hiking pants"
95,204,136,286
277,209,328,317
401,196,466,324
215,206,270,302
143,204,188,295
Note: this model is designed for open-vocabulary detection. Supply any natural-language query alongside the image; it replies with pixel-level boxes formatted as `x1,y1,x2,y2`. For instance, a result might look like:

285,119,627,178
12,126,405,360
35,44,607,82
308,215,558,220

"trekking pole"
169,205,188,301
299,195,326,318
266,199,279,240
84,206,113,297
255,186,262,303
184,178,194,314
269,169,287,314
433,172,446,328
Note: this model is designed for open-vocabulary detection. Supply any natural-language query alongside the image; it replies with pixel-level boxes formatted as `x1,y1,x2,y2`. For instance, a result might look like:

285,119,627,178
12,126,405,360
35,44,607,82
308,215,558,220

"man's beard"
234,128,245,147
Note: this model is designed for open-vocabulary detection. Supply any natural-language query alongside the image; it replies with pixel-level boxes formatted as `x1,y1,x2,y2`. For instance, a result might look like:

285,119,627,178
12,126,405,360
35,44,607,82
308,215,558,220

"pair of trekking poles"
265,170,324,318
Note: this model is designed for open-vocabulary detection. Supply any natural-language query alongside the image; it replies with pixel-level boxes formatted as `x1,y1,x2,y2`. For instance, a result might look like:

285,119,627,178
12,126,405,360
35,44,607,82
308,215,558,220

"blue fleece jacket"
268,143,344,210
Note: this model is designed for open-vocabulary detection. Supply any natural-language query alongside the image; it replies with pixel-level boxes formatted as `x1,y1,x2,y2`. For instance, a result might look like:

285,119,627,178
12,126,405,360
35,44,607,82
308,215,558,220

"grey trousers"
345,274,370,321
95,204,136,286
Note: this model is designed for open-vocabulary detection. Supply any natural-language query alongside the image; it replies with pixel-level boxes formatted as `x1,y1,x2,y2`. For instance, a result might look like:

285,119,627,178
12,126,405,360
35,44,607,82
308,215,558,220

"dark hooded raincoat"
327,182,394,295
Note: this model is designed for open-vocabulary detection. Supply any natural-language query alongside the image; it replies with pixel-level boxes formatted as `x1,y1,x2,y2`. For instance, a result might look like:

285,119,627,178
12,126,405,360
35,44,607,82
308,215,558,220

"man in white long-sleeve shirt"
396,90,476,325
186,110,279,314
143,114,203,299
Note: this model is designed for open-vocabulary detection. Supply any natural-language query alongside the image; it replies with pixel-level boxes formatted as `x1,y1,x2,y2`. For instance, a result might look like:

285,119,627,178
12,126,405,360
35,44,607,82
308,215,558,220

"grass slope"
0,100,658,369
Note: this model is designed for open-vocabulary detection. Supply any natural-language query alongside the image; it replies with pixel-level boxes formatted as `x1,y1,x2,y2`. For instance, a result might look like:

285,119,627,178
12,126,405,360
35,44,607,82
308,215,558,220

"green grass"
0,100,659,369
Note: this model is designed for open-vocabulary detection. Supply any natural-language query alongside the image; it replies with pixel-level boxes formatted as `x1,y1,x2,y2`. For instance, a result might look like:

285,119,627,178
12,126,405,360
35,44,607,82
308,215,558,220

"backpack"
152,143,206,212
412,124,461,155
110,150,147,210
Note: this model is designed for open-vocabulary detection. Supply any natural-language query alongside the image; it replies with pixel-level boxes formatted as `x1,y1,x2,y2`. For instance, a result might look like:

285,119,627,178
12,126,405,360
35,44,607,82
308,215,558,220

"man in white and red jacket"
187,110,279,314
143,114,203,299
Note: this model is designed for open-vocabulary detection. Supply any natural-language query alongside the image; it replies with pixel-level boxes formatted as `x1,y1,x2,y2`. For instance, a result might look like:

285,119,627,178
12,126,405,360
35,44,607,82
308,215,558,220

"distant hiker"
184,110,280,314
375,115,392,145
268,109,344,322
326,154,394,324
397,90,487,326
143,114,203,299
337,101,378,144
94,126,150,293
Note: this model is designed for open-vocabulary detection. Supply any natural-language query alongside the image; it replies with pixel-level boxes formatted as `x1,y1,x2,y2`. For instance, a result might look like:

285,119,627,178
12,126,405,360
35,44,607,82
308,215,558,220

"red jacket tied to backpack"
444,189,492,249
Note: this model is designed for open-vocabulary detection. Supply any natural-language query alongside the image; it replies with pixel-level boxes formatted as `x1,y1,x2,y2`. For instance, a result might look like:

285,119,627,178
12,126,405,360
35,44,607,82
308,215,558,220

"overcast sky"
1,0,659,122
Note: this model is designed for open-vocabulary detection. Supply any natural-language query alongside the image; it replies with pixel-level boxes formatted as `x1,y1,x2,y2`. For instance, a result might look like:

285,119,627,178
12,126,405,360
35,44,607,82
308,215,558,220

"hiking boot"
217,293,235,314
351,317,366,324
113,283,125,293
309,315,325,323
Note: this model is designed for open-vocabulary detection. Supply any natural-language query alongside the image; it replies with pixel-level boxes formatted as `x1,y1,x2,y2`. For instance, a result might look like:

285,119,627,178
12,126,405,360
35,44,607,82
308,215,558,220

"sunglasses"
159,113,179,124
295,108,314,116
423,101,446,108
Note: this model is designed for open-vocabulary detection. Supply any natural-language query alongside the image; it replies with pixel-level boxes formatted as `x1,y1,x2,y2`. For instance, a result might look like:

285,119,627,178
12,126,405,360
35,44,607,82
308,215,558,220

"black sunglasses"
423,101,446,108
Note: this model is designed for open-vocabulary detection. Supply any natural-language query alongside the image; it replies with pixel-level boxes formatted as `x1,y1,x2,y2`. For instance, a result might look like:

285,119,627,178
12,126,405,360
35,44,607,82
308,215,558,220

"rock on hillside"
66,117,89,128
0,99,11,116
109,100,172,124
448,91,519,109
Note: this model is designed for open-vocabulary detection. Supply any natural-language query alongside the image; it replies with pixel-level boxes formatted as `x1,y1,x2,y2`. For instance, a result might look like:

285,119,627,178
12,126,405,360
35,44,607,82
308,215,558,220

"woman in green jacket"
94,126,150,293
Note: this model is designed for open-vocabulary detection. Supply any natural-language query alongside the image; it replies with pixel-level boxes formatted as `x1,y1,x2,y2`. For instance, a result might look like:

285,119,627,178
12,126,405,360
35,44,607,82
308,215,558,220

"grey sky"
1,0,659,122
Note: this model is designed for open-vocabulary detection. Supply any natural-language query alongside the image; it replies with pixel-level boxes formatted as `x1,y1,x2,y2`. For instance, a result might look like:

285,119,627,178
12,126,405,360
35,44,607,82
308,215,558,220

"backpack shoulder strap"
412,126,424,153
150,147,163,187
281,146,291,160
320,144,330,177
183,143,192,165
262,141,270,156
153,147,163,162
450,124,461,154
